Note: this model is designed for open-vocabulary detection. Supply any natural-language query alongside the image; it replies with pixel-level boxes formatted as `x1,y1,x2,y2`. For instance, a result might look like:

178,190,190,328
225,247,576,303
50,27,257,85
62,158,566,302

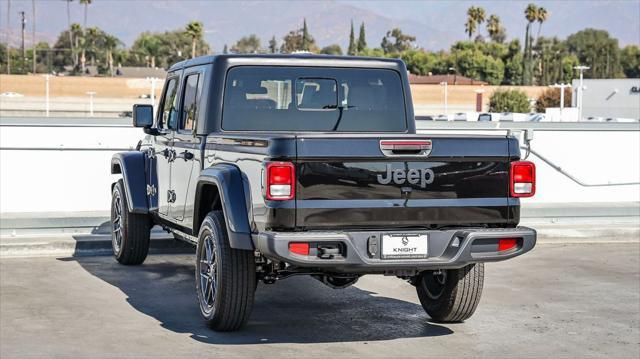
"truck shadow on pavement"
71,255,453,344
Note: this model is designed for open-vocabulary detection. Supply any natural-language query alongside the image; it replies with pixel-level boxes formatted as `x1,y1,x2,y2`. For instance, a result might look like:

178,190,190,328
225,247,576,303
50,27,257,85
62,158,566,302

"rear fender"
194,164,253,250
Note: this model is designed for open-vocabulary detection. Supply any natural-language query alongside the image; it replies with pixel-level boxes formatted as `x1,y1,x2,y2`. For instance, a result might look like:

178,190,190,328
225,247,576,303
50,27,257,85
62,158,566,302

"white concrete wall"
1,123,639,214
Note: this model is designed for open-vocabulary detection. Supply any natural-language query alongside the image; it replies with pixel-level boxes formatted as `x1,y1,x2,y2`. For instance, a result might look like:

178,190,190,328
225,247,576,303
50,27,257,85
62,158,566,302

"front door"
170,71,203,224
154,76,180,216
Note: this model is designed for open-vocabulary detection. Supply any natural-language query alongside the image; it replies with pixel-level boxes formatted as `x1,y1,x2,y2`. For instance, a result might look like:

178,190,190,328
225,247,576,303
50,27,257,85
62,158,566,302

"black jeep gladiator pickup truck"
110,54,537,331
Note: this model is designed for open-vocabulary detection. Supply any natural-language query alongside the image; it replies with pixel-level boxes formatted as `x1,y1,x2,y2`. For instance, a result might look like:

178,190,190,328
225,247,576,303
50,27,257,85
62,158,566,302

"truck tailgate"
295,135,518,229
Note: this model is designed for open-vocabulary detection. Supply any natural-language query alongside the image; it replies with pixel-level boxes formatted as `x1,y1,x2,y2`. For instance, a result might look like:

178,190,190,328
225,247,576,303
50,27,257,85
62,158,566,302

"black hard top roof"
167,54,405,73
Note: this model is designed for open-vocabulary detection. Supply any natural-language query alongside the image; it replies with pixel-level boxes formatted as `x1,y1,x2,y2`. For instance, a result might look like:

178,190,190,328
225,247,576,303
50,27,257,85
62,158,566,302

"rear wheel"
111,179,151,265
416,264,484,322
195,211,255,331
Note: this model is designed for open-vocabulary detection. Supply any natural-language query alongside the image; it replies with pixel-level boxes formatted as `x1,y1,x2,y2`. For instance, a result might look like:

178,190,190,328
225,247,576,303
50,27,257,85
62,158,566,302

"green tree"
535,86,572,113
489,89,531,112
65,0,75,68
486,14,506,43
381,28,416,54
565,28,622,78
348,20,357,55
281,30,302,53
268,36,277,53
357,22,367,53
185,21,204,58
280,23,317,53
301,18,313,51
620,45,640,78
320,44,343,55
231,35,261,53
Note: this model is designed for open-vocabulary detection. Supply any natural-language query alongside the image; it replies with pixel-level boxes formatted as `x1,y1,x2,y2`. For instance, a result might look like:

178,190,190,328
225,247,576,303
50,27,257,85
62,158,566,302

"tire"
195,210,255,331
110,179,151,265
416,263,484,322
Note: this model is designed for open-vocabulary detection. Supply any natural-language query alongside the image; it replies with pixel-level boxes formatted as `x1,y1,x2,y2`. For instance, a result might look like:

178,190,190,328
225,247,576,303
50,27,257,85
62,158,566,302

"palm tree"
103,34,120,76
486,14,503,42
80,0,91,28
523,3,538,85
86,27,100,66
536,7,548,38
70,23,82,71
464,17,476,40
79,0,92,73
185,21,204,58
465,6,486,40
64,0,75,68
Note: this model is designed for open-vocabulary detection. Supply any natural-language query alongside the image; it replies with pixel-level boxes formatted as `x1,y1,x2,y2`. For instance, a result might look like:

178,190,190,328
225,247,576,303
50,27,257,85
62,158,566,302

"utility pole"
549,83,571,121
574,65,590,121
19,11,26,59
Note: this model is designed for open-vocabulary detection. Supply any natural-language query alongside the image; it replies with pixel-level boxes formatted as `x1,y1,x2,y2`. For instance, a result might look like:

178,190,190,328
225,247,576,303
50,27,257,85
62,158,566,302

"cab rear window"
222,66,407,132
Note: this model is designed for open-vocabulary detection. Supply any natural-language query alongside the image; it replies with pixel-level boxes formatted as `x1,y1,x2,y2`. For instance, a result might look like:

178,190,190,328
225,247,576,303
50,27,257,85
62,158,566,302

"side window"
159,78,179,130
181,74,201,132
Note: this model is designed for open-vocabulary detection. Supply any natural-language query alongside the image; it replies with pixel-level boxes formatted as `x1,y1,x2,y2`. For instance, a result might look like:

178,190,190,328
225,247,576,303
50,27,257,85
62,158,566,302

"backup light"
510,161,536,197
265,162,295,200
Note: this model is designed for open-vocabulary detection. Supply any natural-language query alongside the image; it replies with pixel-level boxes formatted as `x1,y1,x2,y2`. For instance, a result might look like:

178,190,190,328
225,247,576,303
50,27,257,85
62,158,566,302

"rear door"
170,70,204,223
295,135,514,229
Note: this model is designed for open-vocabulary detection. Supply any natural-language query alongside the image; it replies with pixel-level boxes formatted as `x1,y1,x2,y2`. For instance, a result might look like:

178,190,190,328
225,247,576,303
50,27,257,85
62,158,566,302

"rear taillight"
510,161,536,197
265,162,295,200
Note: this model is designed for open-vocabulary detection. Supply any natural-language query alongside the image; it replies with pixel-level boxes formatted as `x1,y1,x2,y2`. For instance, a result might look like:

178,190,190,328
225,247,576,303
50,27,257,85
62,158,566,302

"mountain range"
1,0,638,51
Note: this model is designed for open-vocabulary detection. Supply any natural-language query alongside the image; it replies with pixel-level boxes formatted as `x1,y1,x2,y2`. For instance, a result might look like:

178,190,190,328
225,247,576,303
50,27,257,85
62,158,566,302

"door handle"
161,149,177,162
176,150,194,161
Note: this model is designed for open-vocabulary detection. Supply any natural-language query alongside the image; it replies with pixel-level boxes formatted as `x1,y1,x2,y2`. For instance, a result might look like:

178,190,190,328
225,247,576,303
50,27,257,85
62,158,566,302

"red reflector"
289,242,309,255
510,161,536,198
498,238,518,252
266,162,295,200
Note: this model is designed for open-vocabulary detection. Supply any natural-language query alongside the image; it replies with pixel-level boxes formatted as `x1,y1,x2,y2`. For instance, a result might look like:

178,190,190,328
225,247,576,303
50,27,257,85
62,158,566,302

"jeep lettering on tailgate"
377,164,435,188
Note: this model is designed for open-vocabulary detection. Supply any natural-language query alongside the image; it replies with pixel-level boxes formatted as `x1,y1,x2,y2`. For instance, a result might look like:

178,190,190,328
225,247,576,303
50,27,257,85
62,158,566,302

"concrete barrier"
1,117,638,236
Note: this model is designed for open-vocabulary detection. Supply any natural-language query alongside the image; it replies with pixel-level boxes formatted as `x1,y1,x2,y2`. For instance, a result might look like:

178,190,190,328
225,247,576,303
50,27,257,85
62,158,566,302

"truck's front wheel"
111,179,151,265
416,263,484,322
195,211,255,331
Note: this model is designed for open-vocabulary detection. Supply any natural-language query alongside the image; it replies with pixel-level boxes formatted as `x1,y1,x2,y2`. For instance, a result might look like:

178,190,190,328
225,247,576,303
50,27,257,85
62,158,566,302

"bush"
489,89,531,113
535,87,572,113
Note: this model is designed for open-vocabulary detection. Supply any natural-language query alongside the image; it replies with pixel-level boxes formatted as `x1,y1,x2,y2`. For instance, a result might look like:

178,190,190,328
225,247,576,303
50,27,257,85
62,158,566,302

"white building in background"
572,78,640,120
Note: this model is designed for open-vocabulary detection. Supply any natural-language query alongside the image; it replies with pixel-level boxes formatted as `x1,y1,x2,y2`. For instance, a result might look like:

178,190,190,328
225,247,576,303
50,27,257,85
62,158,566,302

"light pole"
549,83,571,120
86,91,96,117
574,65,589,121
44,74,50,117
440,81,448,116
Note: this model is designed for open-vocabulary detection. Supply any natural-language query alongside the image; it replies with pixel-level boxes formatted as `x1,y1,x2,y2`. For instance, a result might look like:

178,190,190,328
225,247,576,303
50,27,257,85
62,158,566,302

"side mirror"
132,104,153,128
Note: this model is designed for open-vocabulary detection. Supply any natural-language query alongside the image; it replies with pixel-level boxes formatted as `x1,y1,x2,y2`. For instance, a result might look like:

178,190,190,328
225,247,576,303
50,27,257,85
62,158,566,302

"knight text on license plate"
381,234,428,259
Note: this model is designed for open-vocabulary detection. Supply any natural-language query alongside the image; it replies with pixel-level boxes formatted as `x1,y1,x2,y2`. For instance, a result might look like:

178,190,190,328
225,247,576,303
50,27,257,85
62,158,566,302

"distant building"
408,73,487,85
572,79,640,120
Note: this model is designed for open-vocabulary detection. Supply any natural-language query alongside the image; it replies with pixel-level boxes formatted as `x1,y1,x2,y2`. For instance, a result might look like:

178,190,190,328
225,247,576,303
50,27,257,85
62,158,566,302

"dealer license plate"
381,233,429,259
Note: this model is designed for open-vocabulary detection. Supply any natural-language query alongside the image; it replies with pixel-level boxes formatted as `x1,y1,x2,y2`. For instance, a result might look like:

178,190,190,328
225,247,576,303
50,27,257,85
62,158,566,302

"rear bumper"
255,227,536,273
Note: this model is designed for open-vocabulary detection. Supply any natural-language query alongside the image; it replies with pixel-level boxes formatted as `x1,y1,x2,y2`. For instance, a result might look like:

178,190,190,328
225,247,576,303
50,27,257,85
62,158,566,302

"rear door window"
180,73,202,132
222,66,406,132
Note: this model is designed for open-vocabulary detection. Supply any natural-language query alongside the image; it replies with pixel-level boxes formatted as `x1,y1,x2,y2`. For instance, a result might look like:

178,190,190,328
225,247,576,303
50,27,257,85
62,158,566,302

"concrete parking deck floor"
1,242,639,358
